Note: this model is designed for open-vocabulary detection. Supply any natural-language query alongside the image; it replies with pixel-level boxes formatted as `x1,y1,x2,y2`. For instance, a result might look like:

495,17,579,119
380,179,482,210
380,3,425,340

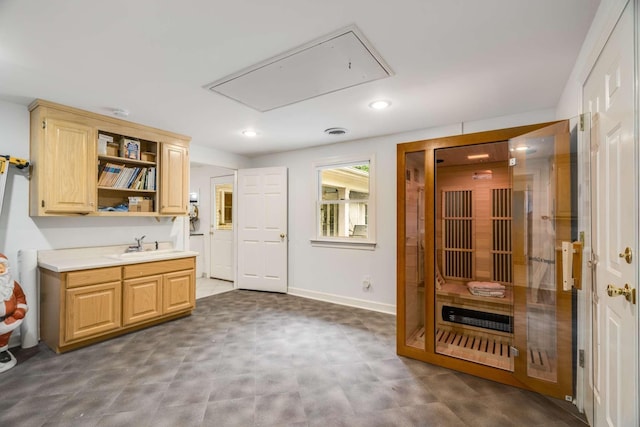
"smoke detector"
112,108,129,118
324,127,348,136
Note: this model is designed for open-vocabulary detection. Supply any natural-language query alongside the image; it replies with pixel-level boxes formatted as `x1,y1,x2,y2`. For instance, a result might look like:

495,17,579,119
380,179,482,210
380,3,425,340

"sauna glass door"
434,142,515,371
403,151,426,348
510,121,575,399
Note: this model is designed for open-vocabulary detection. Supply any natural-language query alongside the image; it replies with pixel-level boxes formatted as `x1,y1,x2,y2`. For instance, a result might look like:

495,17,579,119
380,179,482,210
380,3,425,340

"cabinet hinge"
579,114,585,131
42,120,46,129
509,346,519,357
579,349,585,368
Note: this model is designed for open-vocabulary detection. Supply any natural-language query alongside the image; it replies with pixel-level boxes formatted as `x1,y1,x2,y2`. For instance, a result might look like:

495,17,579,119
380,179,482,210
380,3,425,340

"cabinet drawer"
123,257,195,279
66,267,121,288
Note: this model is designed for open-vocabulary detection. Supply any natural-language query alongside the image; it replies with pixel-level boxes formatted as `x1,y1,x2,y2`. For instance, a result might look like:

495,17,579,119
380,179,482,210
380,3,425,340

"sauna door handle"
561,241,583,291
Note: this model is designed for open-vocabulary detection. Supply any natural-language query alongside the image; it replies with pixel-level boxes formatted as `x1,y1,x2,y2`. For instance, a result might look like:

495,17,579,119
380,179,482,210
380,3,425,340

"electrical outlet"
362,275,371,291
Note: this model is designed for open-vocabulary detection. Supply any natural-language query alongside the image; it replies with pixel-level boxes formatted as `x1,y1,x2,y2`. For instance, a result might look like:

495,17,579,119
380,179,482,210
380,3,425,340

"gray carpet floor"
0,290,587,426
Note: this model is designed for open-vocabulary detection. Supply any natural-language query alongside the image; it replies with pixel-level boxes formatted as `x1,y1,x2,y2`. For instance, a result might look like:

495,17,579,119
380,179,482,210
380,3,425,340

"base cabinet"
122,264,195,326
40,257,196,353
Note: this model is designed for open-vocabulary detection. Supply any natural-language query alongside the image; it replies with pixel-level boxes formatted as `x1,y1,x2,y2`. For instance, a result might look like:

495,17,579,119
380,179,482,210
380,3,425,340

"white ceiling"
0,0,599,157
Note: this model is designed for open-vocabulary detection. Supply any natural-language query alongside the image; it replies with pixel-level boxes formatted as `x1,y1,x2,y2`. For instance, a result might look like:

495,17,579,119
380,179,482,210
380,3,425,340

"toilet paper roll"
18,249,38,348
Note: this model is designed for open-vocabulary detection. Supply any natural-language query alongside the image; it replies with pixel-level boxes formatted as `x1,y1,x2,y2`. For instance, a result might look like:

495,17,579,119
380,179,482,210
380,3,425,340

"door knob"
280,233,286,239
606,283,636,304
619,247,632,264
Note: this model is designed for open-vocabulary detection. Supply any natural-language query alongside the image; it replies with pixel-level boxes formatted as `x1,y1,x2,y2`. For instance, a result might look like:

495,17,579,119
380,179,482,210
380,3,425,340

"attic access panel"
205,26,393,112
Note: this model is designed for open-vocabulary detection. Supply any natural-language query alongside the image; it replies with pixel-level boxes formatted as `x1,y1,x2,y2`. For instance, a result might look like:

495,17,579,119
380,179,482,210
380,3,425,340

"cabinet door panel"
123,275,163,326
163,270,195,314
160,142,188,215
65,281,121,342
44,119,96,213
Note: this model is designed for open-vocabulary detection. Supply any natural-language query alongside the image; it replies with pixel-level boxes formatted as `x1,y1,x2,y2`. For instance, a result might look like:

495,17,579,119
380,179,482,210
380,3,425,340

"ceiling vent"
204,25,393,112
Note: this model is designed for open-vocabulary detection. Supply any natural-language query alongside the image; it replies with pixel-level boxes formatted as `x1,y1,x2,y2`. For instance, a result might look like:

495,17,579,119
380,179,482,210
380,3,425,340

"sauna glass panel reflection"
434,143,514,371
404,151,425,348
510,127,572,384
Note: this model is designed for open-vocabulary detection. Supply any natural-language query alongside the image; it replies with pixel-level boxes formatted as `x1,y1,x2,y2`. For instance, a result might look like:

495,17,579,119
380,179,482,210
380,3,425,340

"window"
312,155,375,249
215,183,233,230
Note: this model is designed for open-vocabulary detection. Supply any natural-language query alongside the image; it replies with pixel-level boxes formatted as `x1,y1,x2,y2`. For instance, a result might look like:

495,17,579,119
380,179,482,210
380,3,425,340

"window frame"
311,154,376,250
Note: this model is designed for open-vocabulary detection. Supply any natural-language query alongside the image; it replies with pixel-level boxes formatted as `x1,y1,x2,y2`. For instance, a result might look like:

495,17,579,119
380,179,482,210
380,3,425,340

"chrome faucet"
127,235,146,252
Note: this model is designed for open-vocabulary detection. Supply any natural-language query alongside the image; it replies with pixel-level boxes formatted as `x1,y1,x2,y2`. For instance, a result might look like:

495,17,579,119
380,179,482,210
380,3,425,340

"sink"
106,249,183,260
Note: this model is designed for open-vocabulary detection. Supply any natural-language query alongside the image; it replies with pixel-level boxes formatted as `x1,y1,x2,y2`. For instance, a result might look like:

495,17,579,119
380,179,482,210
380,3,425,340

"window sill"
310,239,377,250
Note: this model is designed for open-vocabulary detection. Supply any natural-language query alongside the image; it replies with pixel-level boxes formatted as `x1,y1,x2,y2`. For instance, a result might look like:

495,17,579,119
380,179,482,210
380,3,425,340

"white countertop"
38,243,198,272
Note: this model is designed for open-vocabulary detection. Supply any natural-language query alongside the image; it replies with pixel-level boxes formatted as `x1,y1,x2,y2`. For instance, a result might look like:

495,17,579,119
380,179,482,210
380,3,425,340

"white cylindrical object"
18,249,38,348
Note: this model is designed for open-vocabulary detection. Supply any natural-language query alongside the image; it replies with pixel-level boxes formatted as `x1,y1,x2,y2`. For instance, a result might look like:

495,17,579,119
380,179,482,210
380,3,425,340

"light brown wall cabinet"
29,99,190,217
40,257,195,353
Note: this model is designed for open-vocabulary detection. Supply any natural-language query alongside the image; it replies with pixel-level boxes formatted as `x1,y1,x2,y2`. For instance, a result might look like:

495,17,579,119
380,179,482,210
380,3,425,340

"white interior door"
237,167,288,293
210,176,235,281
583,3,638,426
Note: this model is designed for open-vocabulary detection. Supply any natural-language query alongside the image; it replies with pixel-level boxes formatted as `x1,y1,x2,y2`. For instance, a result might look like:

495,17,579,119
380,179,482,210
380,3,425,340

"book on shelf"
98,164,158,190
125,167,141,188
119,166,137,188
130,167,146,189
113,167,130,188
147,167,156,190
98,162,123,187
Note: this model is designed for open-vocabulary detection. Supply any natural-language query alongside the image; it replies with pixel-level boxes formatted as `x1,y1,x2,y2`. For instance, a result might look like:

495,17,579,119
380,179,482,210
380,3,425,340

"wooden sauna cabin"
396,120,582,400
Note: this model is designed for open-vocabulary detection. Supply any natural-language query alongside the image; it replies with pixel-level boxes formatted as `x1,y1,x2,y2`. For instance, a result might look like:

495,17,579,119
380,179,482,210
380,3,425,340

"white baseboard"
288,287,396,315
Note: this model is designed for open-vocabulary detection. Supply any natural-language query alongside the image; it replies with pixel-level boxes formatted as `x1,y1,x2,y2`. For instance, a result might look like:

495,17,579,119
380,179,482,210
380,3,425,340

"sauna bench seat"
437,282,512,306
436,282,514,339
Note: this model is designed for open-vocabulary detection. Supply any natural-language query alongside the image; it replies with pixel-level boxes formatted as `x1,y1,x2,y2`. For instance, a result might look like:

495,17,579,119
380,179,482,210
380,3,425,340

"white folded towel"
468,289,505,298
467,281,505,290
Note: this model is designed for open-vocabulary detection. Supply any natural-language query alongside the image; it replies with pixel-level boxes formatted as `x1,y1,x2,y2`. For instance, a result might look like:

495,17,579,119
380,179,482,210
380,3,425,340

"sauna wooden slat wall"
436,162,510,281
442,190,473,279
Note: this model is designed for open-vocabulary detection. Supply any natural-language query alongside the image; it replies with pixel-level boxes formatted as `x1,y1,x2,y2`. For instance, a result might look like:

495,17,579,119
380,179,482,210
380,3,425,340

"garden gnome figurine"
0,253,28,373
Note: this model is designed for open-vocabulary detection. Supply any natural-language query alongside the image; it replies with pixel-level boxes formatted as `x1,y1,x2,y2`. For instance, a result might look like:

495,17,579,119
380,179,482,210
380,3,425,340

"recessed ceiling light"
467,154,490,160
242,130,257,137
515,146,529,151
369,100,391,110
